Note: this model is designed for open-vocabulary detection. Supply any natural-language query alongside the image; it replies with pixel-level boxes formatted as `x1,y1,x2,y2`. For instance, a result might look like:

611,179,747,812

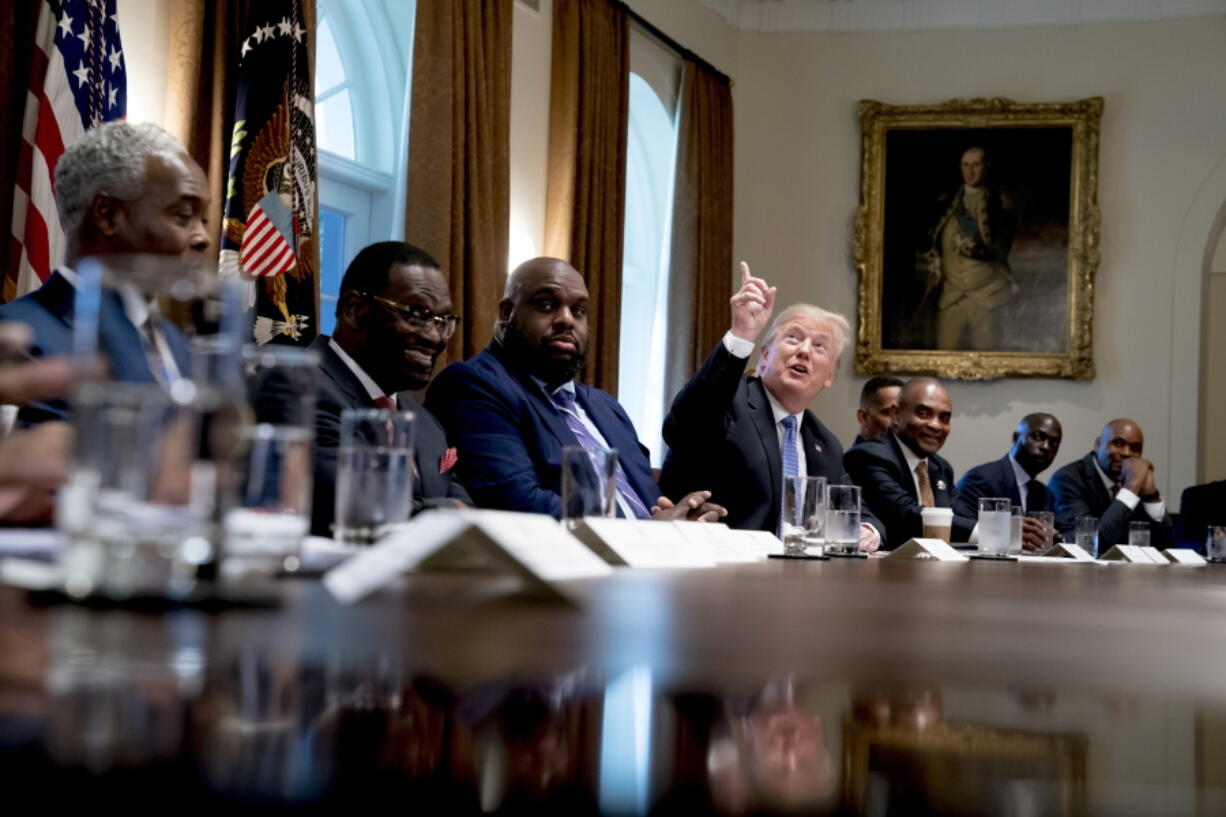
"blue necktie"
779,415,800,533
553,388,651,519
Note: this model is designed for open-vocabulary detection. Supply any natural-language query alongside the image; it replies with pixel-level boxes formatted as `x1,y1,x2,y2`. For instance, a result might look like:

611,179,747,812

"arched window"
619,27,682,466
314,0,415,335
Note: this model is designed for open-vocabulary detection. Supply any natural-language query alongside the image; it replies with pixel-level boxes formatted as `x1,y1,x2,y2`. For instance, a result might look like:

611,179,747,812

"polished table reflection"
3,556,1226,814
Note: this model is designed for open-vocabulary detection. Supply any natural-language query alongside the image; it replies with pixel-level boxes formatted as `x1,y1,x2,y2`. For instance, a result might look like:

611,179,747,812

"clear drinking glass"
560,445,617,526
1208,525,1226,561
334,408,415,545
1027,510,1056,550
1128,521,1150,548
220,345,319,579
1076,516,1100,558
782,476,826,555
825,483,861,555
1009,505,1024,555
976,497,1012,557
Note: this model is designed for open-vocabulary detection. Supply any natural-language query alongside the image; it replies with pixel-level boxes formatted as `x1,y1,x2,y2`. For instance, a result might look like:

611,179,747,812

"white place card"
324,509,612,604
885,538,969,562
719,528,783,558
1163,548,1207,565
671,520,762,563
1138,546,1168,564
1039,543,1097,562
570,517,717,568
1100,544,1167,564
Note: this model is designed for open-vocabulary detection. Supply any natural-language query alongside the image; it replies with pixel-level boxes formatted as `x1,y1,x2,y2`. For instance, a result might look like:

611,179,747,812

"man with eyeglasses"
302,240,471,537
426,256,724,521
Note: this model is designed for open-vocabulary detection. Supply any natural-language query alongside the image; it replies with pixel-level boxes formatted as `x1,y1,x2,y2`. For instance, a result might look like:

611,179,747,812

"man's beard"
501,323,587,386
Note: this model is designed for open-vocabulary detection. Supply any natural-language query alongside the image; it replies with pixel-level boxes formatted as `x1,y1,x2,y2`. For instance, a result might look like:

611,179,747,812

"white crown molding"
700,0,1226,33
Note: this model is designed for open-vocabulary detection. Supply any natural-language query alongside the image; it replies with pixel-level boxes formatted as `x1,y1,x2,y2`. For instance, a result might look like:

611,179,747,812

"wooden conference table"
3,555,1226,815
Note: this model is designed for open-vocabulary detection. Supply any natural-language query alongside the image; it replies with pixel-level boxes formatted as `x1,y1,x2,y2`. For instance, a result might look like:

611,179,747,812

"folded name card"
324,509,612,604
570,517,717,569
671,520,763,563
886,538,969,562
1039,543,1097,562
1163,548,1207,565
1099,544,1168,564
719,528,784,557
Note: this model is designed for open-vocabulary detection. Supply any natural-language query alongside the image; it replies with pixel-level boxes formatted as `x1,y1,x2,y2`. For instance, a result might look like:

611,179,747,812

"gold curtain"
165,0,248,270
665,60,734,397
406,0,512,365
0,4,42,302
544,0,629,395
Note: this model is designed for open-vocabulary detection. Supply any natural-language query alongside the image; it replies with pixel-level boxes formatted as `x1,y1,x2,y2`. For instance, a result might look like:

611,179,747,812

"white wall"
1203,226,1226,483
731,16,1226,501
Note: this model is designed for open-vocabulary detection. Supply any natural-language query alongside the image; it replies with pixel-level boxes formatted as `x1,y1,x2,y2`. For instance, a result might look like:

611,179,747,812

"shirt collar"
1091,454,1117,492
328,338,385,400
534,375,576,404
893,431,927,472
1008,453,1032,487
763,386,802,428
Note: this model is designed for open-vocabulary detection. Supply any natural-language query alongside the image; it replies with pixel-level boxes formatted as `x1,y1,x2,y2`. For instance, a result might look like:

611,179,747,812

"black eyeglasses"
363,293,460,340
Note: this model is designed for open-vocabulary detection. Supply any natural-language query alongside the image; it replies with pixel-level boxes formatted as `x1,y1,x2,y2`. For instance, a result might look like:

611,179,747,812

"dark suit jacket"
0,270,190,424
658,342,884,538
299,336,472,537
1049,452,1174,548
844,432,975,550
1179,479,1226,549
953,454,1051,519
424,341,658,519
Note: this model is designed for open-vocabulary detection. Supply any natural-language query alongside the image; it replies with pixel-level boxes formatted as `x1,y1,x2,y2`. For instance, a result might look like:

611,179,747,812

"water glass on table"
782,476,826,555
1076,516,1099,558
976,498,1012,557
825,484,861,555
1128,521,1150,548
334,408,416,545
1208,525,1226,562
1009,505,1025,555
1027,510,1056,551
560,445,618,527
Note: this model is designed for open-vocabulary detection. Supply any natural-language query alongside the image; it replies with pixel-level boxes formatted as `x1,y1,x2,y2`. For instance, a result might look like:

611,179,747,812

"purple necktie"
552,388,651,519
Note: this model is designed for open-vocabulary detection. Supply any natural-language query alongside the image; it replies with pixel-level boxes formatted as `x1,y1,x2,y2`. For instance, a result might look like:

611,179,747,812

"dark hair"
336,241,441,317
859,375,904,409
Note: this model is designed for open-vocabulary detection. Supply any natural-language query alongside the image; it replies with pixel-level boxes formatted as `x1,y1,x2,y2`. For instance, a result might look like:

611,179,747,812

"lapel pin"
936,480,947,490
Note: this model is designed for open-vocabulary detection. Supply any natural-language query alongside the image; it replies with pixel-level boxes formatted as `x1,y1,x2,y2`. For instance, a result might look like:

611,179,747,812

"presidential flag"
219,0,318,346
6,0,126,302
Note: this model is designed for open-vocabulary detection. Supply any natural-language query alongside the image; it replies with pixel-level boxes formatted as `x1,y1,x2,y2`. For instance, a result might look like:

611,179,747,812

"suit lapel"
318,339,374,408
97,288,157,383
886,433,920,503
800,413,825,477
747,380,783,501
1081,453,1112,510
33,272,76,328
997,455,1023,507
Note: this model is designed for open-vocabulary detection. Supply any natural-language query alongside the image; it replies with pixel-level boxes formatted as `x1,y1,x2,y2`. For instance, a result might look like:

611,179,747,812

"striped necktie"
779,415,800,533
553,388,650,519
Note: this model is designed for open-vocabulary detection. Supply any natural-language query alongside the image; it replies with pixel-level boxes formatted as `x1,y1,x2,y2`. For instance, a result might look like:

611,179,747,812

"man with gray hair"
660,263,884,549
0,121,209,422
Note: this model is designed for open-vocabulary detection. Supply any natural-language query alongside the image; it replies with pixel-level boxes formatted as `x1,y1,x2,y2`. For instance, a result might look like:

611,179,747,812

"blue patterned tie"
779,415,800,534
553,388,651,519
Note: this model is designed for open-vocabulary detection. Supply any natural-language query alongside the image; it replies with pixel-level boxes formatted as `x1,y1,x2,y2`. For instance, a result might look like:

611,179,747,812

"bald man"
1049,419,1173,548
954,413,1062,551
425,257,722,521
844,377,975,550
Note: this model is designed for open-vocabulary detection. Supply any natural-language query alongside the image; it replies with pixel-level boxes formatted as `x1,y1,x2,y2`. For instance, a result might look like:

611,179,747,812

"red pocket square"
439,447,458,474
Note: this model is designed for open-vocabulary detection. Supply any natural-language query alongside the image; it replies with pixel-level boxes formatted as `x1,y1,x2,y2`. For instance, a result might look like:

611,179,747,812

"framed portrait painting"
853,97,1103,380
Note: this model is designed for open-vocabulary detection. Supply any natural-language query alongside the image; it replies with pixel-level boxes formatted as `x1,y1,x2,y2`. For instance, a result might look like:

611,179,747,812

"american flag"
5,0,126,302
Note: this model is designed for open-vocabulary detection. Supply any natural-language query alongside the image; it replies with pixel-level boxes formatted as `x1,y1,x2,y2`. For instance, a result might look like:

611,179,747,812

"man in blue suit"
845,378,975,549
0,122,207,424
953,413,1062,551
659,264,884,549
426,257,722,521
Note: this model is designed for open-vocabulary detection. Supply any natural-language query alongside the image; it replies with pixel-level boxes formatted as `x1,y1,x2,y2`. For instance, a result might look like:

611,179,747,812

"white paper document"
324,509,611,604
571,517,717,568
886,538,969,562
671,521,763,563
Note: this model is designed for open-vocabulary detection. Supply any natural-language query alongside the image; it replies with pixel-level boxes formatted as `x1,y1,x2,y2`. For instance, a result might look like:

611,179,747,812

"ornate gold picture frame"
853,97,1103,380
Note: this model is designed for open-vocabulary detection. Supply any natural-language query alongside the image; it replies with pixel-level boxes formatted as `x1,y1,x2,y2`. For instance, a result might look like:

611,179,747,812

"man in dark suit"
851,375,903,448
1049,418,1174,548
659,264,884,548
426,257,721,521
845,378,975,550
302,241,472,537
0,122,205,424
1179,480,1226,550
954,413,1062,551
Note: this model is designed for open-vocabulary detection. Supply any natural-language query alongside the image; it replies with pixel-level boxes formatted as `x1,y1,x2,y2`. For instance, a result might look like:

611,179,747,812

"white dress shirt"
1008,454,1035,511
